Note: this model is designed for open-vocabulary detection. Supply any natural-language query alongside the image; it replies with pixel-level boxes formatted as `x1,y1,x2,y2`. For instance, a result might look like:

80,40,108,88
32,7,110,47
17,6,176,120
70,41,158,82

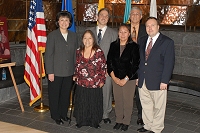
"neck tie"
132,27,136,42
145,38,153,60
97,29,102,44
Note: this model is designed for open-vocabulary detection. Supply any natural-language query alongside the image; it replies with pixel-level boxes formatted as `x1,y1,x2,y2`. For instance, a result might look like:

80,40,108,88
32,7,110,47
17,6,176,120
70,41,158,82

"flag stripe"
37,24,46,31
26,39,39,74
38,36,47,43
36,12,45,18
24,0,46,106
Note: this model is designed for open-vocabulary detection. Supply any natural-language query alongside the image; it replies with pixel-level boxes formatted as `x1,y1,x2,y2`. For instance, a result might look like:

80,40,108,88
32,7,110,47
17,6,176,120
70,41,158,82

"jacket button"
145,63,147,65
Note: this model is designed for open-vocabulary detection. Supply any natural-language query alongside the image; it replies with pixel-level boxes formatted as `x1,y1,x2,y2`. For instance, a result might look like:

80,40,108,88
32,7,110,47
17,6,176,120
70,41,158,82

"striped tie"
132,27,136,42
145,38,153,60
98,29,102,44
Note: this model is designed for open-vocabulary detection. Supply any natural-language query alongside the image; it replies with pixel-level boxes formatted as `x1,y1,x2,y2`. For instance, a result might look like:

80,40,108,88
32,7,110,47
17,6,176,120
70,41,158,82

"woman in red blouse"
73,30,106,128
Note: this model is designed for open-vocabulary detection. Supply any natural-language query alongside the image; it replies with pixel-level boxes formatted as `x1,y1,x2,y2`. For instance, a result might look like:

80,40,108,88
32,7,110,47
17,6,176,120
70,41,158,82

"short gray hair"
130,7,142,16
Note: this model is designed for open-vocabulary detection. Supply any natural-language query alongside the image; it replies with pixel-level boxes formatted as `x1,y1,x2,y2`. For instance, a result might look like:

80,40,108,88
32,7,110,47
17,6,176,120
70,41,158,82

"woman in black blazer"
107,23,140,131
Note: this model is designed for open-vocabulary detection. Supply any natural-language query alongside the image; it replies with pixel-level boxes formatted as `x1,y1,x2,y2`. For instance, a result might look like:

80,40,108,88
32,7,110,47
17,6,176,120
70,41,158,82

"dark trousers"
48,75,73,120
135,86,142,119
74,85,103,127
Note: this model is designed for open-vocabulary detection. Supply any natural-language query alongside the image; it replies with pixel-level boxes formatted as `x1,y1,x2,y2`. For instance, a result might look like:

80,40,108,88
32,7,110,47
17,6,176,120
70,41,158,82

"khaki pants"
112,80,136,125
139,80,167,133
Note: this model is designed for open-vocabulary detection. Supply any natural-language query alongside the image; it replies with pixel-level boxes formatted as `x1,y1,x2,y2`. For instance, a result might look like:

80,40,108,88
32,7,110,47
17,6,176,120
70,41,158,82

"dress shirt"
97,26,107,39
61,33,68,41
145,32,160,50
131,24,139,40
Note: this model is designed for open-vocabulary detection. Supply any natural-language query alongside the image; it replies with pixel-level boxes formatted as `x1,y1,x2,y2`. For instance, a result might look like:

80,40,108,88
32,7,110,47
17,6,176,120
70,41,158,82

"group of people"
45,6,175,133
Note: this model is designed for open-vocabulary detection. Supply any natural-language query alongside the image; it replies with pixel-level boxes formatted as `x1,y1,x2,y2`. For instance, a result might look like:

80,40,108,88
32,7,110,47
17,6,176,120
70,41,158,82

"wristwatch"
124,77,129,81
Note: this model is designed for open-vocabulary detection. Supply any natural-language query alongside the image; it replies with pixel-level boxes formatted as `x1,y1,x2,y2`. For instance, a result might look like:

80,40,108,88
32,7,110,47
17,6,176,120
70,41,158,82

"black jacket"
137,24,147,42
107,39,140,80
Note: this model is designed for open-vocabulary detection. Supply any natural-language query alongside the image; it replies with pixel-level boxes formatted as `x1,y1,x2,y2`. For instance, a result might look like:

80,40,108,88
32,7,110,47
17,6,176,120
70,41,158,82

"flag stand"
34,51,49,112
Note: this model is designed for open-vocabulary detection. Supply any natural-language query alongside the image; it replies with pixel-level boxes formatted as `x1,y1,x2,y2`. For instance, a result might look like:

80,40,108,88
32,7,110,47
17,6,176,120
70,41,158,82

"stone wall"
162,31,200,78
0,83,27,102
10,44,26,66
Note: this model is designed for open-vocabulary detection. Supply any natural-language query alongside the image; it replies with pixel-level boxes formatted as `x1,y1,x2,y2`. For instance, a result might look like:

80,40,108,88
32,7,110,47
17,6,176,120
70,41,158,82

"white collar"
148,32,160,45
97,26,107,37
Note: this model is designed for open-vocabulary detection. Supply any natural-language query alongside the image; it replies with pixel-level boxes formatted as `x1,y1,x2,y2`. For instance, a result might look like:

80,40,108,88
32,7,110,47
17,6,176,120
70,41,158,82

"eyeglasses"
99,14,109,18
130,13,141,16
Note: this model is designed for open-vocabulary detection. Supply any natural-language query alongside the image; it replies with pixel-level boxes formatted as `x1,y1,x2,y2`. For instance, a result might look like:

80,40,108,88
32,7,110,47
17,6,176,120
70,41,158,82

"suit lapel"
138,25,142,41
148,33,163,60
66,31,72,45
137,24,146,42
141,36,148,60
120,43,129,58
113,41,120,58
94,27,98,41
57,29,67,44
101,27,109,42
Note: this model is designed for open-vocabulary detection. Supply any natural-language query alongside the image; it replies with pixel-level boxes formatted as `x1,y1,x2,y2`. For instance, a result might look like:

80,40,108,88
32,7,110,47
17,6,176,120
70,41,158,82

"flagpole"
26,0,27,19
64,0,66,11
34,51,49,112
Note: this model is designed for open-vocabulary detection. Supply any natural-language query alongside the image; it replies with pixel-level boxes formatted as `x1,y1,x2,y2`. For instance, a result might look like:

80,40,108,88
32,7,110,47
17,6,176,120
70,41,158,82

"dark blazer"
45,29,79,77
107,39,140,80
129,24,147,42
137,33,175,90
137,24,147,42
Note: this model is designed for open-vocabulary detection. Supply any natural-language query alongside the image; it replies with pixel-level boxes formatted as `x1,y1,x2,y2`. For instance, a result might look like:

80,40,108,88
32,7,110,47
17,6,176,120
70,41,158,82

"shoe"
149,131,155,133
137,118,144,125
75,124,82,128
94,125,101,129
113,123,123,130
55,119,64,125
61,116,71,122
121,124,129,131
137,127,149,132
103,118,111,124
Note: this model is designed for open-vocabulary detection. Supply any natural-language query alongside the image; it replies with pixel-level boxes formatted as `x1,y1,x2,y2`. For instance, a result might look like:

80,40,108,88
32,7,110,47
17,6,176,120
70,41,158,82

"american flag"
24,0,46,106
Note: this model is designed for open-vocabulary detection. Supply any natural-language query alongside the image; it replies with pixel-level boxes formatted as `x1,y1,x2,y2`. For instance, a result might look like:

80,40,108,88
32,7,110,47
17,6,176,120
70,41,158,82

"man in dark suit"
137,17,175,133
88,8,118,124
129,6,147,125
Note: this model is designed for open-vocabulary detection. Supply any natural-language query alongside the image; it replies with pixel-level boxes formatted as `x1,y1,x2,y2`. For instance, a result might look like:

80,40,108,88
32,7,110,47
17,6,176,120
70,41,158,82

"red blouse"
74,48,106,88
